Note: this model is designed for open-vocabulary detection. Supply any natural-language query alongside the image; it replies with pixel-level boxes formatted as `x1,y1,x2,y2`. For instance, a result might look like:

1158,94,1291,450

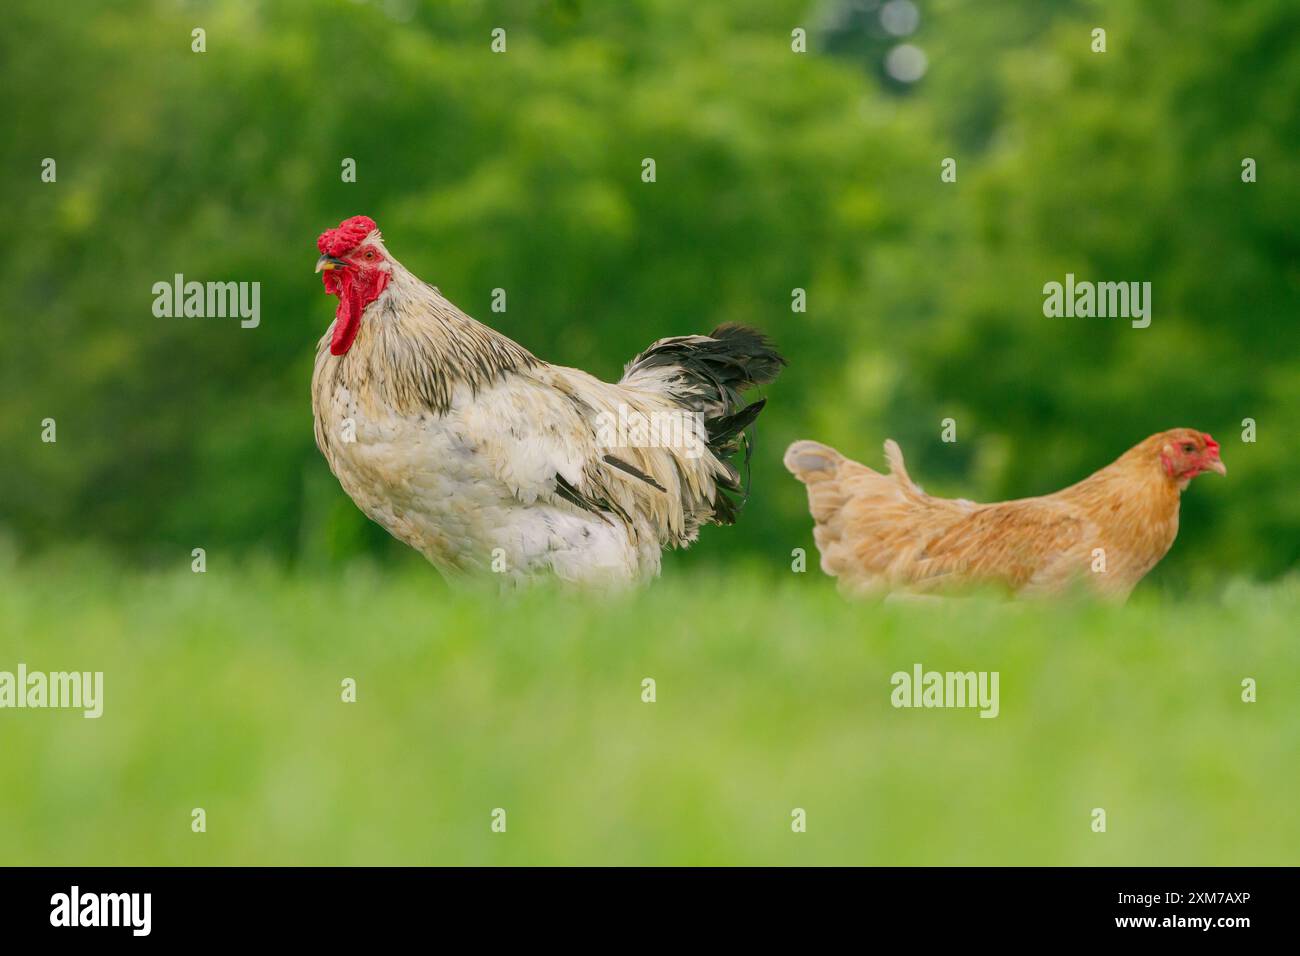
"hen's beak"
1205,456,1227,476
316,254,348,273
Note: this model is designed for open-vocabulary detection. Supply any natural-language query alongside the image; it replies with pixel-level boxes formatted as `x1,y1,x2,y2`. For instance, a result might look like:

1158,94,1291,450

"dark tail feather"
621,324,785,525
703,324,787,392
621,323,786,412
707,397,765,448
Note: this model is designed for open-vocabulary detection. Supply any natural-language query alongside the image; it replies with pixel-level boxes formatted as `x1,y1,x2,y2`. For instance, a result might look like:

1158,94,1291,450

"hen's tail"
784,439,921,582
784,441,855,578
621,324,785,523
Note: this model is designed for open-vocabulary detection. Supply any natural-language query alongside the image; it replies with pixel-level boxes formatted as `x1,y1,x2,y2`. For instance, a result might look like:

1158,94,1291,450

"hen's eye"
1182,443,1196,453
363,250,376,261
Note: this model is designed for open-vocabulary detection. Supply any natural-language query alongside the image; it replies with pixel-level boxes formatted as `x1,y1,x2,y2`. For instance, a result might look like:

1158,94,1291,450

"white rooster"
310,215,785,587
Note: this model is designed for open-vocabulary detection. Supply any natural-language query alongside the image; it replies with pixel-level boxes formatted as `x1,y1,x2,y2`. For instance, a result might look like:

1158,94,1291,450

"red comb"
317,215,377,257
1202,433,1220,453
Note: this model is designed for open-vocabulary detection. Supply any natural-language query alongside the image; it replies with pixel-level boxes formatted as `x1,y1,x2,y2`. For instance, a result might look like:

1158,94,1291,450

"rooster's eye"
363,250,376,261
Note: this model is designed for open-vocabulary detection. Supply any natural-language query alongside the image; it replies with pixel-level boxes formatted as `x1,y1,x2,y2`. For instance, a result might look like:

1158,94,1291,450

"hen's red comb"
318,215,377,257
1202,433,1220,454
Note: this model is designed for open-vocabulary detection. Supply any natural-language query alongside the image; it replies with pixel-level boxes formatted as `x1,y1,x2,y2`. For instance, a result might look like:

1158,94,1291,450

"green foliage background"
1,0,1296,583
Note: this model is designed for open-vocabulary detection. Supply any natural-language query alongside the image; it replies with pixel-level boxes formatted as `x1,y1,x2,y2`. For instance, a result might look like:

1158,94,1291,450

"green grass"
0,554,1296,865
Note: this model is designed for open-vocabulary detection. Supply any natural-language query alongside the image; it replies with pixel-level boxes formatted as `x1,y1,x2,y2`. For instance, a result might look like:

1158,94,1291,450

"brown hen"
784,429,1225,600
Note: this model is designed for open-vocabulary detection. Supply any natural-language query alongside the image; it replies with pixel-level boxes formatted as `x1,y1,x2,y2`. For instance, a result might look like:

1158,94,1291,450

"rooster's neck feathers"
320,261,539,417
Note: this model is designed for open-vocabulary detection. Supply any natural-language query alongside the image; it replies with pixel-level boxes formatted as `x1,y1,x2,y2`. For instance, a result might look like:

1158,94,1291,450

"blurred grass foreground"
1,557,1296,865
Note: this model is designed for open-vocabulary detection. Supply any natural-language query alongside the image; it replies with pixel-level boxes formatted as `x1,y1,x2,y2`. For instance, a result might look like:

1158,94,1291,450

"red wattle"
323,269,388,356
331,291,362,355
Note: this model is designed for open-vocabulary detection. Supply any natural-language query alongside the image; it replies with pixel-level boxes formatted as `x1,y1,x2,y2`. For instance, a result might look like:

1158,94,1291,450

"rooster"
784,429,1225,600
311,215,784,587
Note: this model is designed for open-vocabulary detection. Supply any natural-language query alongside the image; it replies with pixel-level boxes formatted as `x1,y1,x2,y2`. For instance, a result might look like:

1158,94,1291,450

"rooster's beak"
316,254,348,273
1205,458,1227,476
